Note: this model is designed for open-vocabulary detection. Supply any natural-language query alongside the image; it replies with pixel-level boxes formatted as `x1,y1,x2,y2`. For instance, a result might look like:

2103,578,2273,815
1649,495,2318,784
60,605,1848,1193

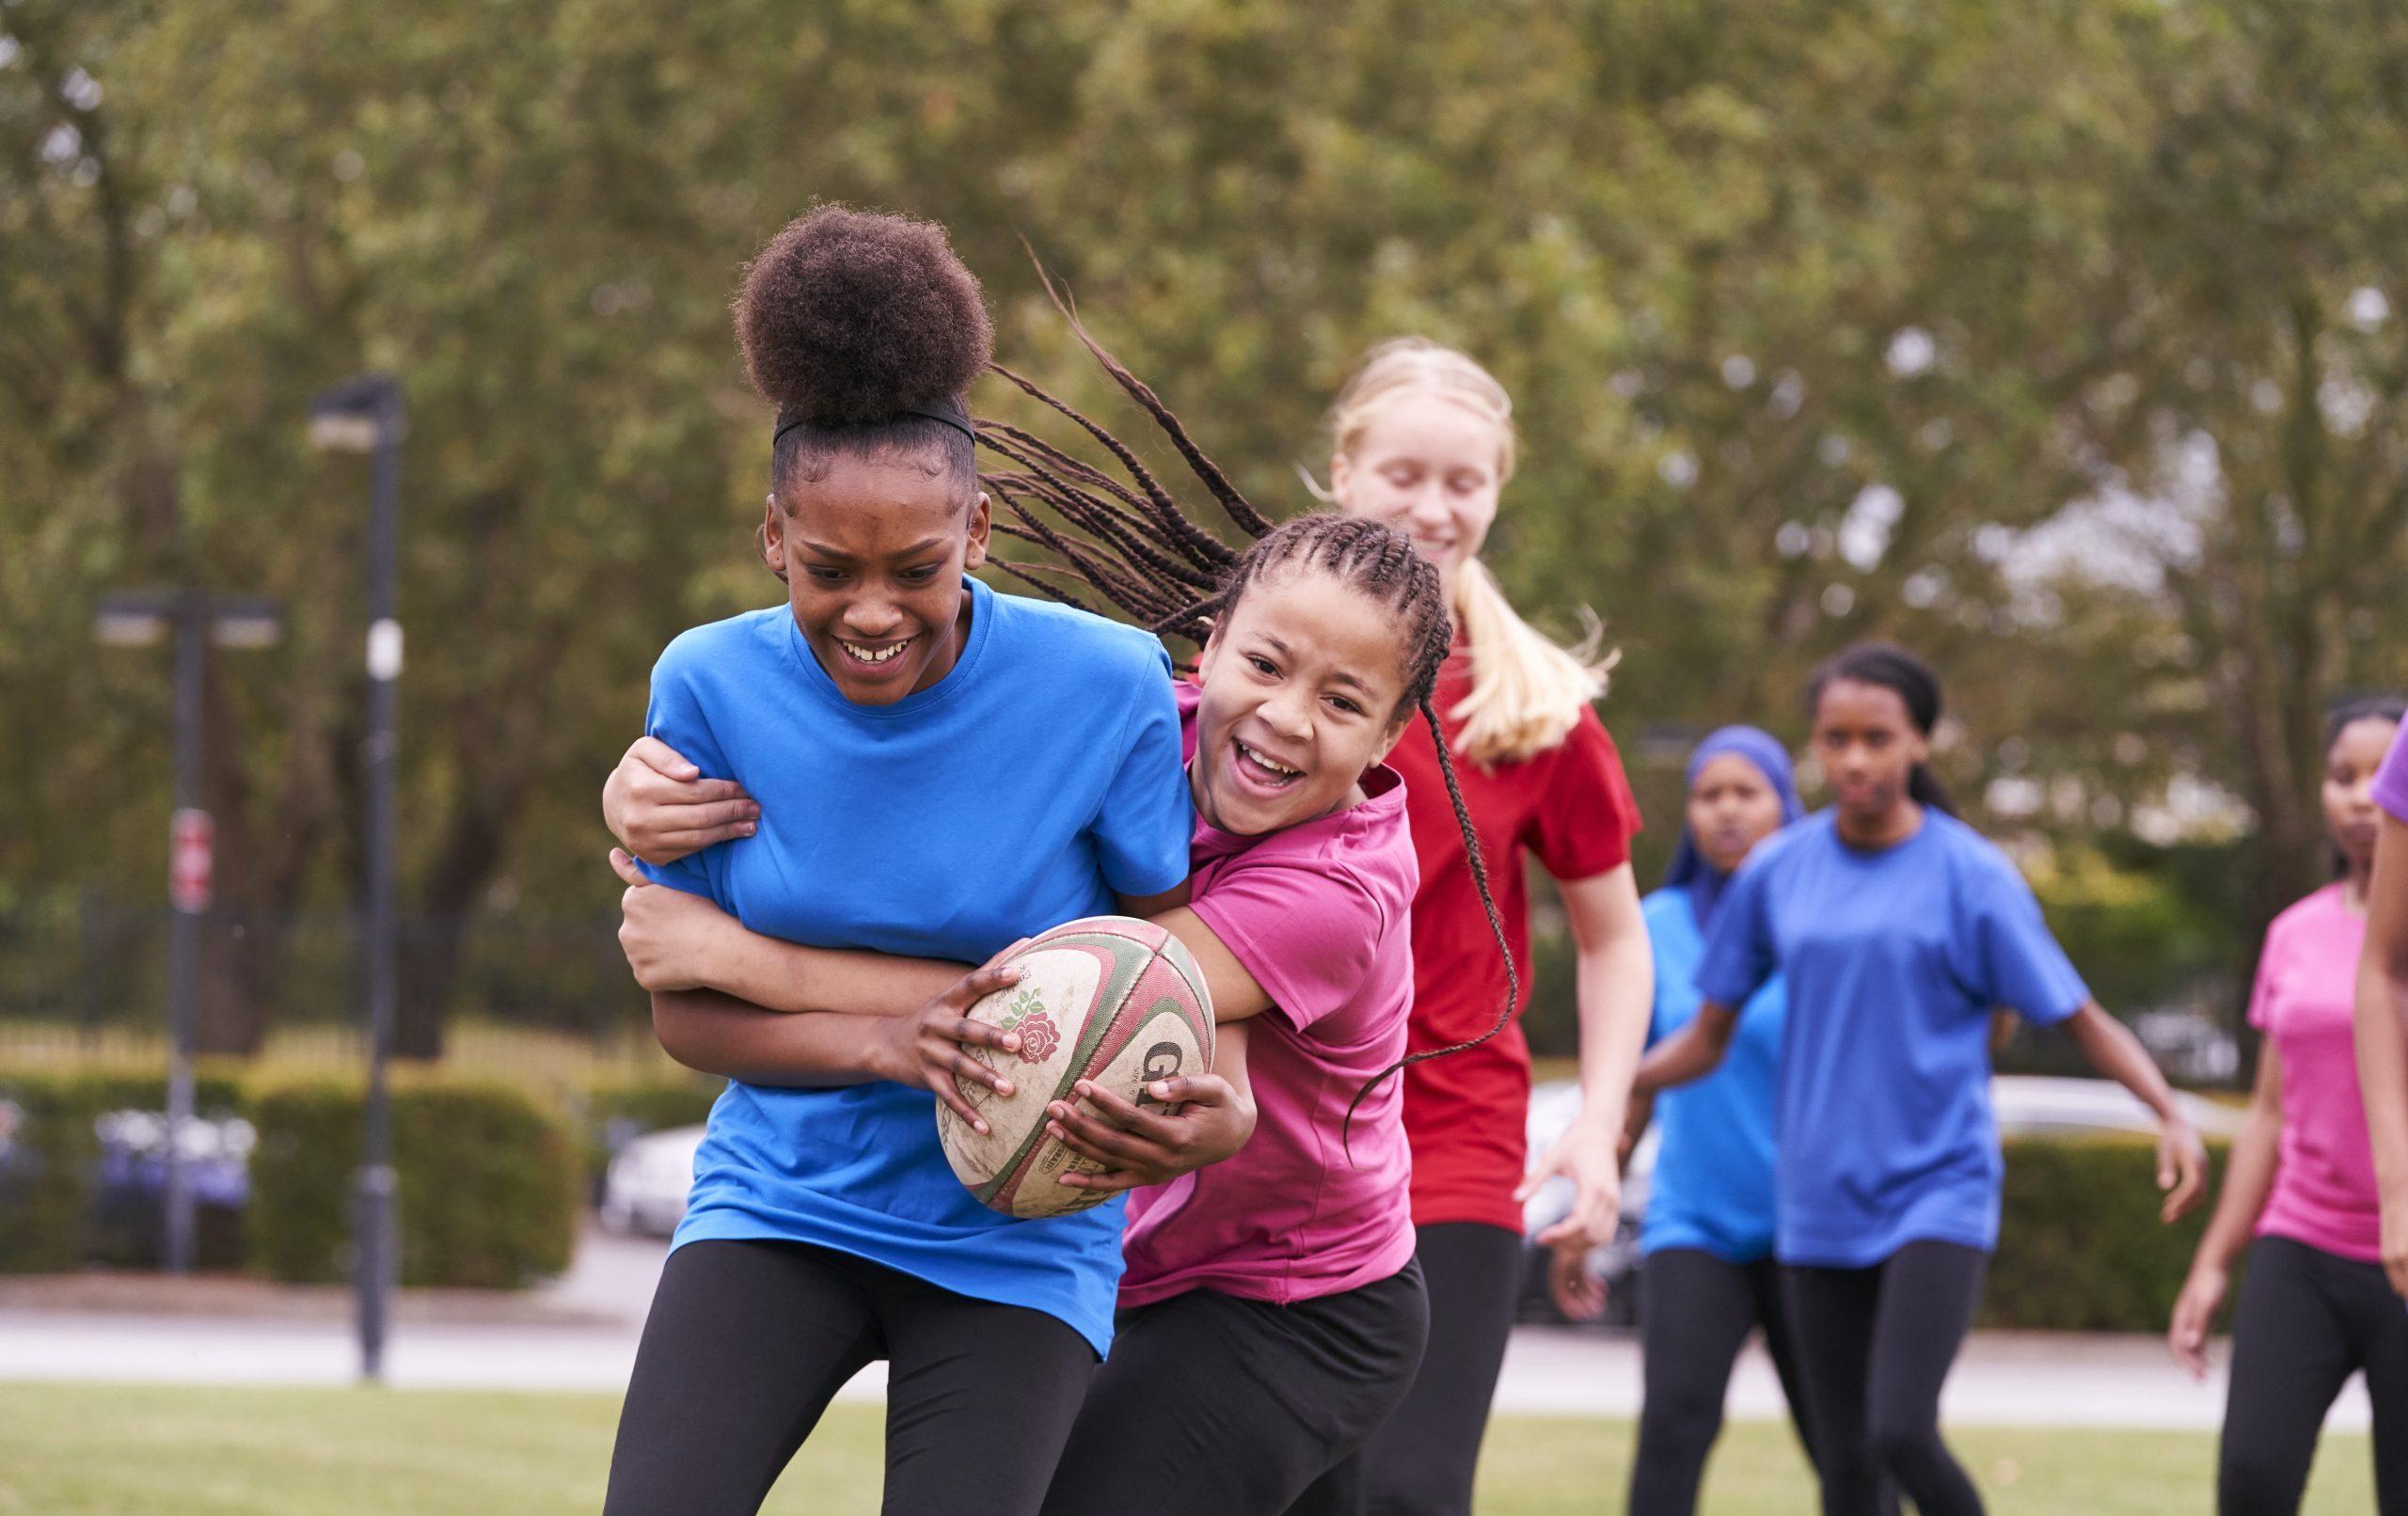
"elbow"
650,994,703,1069
1699,1007,1739,1061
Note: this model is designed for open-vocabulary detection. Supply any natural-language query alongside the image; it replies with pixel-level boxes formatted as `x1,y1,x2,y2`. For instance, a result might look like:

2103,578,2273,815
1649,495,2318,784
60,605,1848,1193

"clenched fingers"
1070,1080,1185,1143
1045,1104,1163,1168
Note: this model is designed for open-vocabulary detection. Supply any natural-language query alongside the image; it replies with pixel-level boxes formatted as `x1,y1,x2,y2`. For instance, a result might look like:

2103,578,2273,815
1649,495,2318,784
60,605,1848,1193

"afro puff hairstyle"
737,205,991,491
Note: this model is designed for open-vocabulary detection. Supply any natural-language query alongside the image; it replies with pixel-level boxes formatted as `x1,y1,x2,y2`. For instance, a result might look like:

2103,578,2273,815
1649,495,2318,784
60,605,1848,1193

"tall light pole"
94,589,282,1272
309,373,404,1382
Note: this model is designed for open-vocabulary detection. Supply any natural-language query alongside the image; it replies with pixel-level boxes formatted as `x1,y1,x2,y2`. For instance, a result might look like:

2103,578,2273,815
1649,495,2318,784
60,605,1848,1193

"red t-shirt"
1385,648,1642,1231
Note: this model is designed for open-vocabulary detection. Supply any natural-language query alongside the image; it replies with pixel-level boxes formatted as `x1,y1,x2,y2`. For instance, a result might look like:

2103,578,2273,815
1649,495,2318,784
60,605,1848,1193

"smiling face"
763,451,990,705
1687,752,1789,875
1327,390,1505,602
1190,564,1414,837
1811,678,1928,828
2324,716,2399,876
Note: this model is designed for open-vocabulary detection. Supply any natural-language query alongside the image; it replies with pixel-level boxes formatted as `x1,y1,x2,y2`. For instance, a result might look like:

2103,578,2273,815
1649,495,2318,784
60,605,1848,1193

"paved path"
0,1229,2371,1432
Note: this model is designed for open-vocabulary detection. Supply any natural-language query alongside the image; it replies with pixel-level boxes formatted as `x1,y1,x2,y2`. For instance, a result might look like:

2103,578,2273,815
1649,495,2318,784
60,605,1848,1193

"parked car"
599,1123,705,1237
1516,1073,2243,1328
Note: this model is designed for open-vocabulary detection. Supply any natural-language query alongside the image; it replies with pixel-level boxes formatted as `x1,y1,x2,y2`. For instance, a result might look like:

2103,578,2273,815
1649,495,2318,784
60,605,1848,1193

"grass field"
0,1382,2377,1514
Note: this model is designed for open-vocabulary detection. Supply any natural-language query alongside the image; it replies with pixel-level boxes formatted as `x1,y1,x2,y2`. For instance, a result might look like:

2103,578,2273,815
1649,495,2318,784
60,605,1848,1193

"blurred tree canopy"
3,0,2402,1054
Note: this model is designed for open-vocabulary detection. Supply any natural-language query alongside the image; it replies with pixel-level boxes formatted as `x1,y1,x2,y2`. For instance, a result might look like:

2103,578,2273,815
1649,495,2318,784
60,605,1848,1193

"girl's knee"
1863,1417,1943,1480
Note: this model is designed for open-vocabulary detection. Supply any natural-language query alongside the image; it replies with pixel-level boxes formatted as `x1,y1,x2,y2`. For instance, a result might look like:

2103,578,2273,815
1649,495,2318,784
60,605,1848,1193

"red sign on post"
169,809,214,914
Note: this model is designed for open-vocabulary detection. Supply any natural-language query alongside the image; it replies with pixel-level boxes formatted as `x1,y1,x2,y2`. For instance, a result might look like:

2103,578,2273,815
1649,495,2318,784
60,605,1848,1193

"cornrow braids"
975,280,1520,1160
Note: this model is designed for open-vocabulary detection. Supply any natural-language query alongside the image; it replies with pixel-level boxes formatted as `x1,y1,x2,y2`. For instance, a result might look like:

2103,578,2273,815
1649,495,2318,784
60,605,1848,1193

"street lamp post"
94,590,282,1273
309,373,405,1382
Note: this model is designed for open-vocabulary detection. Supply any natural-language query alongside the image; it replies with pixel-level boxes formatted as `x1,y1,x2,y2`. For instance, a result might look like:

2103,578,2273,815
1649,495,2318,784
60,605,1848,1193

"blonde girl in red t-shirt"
1319,339,1656,1516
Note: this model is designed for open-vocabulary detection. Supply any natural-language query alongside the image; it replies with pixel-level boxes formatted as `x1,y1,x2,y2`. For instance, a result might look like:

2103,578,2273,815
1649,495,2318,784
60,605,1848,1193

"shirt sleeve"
1693,856,1777,1012
1527,707,1641,882
2245,913,2289,1032
1967,852,2090,1027
1088,648,1194,898
634,641,732,907
2376,726,2408,825
1190,861,1386,1034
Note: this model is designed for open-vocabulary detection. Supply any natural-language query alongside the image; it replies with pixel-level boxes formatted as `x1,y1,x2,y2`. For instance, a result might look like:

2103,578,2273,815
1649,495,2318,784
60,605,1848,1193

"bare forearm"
2359,948,2408,1194
1213,1020,1252,1104
1632,1007,1735,1097
691,927,969,1019
1556,863,1652,1132
1571,931,1652,1132
650,989,887,1085
2067,1003,2182,1121
2192,1101,2279,1273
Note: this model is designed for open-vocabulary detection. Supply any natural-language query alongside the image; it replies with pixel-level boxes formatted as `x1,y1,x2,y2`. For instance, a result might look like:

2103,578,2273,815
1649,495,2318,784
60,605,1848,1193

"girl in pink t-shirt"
603,336,1524,1514
2169,696,2408,1513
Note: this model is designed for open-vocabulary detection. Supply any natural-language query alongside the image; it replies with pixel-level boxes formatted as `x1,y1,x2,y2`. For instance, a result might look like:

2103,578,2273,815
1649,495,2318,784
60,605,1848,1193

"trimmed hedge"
0,1069,248,1272
249,1078,580,1287
1989,1133,2227,1334
0,1067,579,1287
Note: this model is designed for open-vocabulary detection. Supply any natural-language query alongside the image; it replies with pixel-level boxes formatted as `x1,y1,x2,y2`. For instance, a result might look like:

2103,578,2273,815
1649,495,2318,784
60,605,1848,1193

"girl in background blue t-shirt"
1609,726,1846,1516
1634,643,2207,1516
598,209,1201,1516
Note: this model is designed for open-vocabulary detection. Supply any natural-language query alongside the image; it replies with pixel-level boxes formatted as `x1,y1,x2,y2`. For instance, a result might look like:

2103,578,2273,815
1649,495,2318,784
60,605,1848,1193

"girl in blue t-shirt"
1633,643,2208,1516
1602,725,1845,1516
597,208,1214,1516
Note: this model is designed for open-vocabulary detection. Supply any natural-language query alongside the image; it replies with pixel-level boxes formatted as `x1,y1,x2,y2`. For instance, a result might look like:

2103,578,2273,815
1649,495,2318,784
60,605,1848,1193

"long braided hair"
974,282,1520,1137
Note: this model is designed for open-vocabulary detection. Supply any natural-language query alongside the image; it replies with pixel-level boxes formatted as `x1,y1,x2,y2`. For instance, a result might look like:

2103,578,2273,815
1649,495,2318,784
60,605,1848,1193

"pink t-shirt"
2377,726,2408,824
1117,684,1419,1307
2250,883,2381,1262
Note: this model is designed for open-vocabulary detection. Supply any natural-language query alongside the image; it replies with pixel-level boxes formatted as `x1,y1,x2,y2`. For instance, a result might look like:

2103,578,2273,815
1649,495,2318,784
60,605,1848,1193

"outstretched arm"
2064,1003,2207,1223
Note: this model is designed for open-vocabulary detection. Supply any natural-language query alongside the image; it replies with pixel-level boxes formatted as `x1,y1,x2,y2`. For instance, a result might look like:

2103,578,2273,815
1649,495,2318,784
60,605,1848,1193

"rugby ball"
937,916,1215,1219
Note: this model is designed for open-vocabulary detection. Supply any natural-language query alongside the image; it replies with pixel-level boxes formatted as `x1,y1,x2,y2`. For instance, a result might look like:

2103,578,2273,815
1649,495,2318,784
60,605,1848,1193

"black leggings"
603,1238,1097,1516
1631,1247,1882,1516
1356,1223,1525,1516
2219,1234,2408,1515
1781,1241,1988,1516
1040,1259,1429,1516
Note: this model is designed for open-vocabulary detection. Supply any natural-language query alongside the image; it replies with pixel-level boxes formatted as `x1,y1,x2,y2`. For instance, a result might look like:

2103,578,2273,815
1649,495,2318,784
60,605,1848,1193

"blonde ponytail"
1450,558,1616,765
1320,337,1617,766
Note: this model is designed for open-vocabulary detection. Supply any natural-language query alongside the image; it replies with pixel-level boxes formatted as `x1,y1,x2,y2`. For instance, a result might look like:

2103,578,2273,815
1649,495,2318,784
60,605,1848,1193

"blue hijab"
1663,724,1805,930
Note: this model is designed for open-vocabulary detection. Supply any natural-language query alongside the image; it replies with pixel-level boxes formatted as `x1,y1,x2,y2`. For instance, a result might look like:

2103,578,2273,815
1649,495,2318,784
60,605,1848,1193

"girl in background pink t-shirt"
2170,697,2408,1513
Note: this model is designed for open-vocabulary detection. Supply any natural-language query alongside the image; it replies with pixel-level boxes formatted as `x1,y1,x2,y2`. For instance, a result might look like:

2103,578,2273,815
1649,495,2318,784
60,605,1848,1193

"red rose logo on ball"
1015,1010,1062,1064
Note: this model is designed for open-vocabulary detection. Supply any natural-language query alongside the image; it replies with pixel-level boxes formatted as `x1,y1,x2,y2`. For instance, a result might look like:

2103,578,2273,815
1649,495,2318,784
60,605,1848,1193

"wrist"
1571,1101,1623,1138
858,1019,907,1083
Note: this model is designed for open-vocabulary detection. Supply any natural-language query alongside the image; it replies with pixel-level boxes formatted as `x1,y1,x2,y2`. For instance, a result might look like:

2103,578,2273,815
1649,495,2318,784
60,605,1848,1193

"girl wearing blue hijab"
1601,727,1858,1514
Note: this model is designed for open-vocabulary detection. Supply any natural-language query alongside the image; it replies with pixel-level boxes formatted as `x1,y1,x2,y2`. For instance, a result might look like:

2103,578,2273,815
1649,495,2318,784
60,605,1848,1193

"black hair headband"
772,397,977,448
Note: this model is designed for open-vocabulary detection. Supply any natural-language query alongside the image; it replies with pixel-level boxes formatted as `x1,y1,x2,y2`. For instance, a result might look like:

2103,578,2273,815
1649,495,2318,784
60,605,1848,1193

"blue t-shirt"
640,576,1193,1353
1639,886,1784,1263
1695,810,2087,1267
